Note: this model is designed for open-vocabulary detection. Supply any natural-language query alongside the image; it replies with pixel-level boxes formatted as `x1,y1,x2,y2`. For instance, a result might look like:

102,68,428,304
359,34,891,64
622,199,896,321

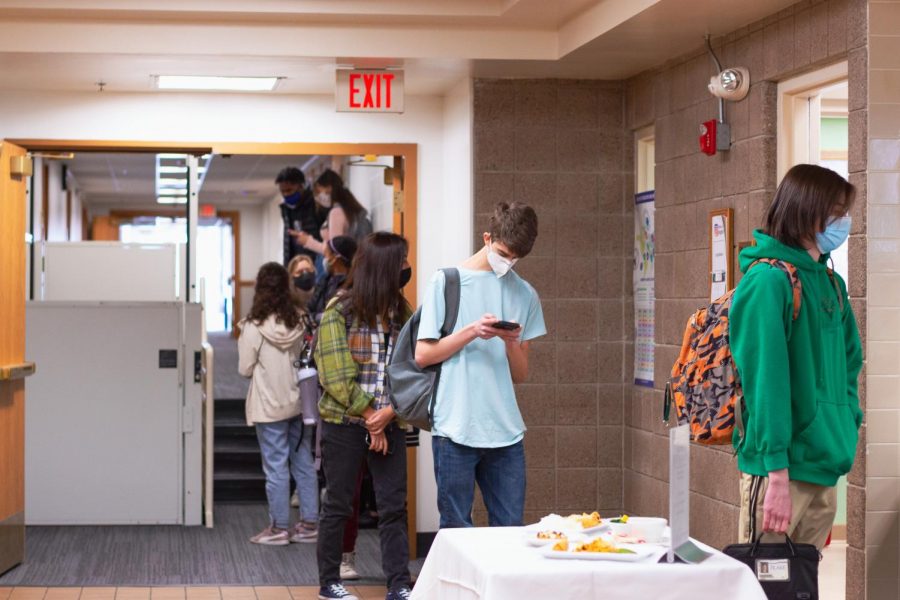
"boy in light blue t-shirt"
416,202,546,528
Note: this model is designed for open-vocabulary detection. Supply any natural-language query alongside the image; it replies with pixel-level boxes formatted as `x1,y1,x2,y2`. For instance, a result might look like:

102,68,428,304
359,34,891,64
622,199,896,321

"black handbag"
722,534,820,600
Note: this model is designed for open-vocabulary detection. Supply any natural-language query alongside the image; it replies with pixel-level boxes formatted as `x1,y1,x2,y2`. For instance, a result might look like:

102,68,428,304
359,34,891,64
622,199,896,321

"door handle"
0,362,36,381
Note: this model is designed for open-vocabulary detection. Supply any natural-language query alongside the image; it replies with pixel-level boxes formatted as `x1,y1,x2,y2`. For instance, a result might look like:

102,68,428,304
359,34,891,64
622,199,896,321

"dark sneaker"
318,583,359,600
385,587,412,600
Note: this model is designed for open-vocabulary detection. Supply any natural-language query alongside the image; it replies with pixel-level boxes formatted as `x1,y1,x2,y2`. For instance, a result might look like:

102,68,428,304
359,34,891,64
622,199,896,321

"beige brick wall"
471,2,890,596
471,79,632,523
623,0,870,573
862,2,900,598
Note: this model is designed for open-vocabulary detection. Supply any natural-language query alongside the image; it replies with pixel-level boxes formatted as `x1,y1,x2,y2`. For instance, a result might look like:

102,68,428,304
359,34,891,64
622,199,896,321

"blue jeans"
432,436,526,528
256,419,319,529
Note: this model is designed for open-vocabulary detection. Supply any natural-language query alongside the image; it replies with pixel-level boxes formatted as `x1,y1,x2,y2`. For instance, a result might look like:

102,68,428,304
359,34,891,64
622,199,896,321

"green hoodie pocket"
793,401,859,476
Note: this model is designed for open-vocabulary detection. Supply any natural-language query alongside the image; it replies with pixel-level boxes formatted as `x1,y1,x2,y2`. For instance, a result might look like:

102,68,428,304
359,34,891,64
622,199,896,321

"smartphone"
491,320,521,331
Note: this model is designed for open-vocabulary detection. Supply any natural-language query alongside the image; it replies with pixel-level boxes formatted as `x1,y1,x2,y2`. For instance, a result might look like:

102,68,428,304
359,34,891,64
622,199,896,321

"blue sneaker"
385,587,412,600
318,583,359,600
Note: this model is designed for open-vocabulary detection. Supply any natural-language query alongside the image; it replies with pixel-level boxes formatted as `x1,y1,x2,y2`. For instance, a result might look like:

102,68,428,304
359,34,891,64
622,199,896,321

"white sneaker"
249,525,290,546
340,552,360,580
291,490,300,507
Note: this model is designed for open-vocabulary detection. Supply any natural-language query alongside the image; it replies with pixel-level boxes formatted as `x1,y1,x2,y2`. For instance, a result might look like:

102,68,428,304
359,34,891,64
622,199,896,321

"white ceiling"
0,0,799,94
65,152,316,206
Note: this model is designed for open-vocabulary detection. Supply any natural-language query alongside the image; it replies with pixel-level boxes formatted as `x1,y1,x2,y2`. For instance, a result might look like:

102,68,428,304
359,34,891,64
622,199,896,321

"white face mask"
486,242,518,278
315,191,332,208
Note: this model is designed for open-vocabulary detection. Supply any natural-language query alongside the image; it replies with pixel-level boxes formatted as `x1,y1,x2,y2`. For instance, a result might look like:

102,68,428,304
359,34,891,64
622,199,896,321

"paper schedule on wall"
709,209,733,302
633,191,655,387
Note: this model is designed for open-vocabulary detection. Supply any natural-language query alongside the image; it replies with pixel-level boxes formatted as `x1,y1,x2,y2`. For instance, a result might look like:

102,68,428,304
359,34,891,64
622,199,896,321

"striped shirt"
314,296,411,425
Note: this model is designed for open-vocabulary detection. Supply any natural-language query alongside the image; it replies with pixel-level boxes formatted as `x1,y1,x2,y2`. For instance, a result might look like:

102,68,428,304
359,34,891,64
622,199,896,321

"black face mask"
399,267,412,288
293,272,316,291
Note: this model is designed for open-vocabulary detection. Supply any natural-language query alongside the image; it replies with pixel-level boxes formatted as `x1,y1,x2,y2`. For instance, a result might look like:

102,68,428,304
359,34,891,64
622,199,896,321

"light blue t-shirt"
417,267,546,448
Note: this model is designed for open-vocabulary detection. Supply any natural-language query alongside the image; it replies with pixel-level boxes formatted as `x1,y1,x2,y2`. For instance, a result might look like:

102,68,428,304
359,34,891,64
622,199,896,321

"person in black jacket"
276,167,327,269
307,235,358,321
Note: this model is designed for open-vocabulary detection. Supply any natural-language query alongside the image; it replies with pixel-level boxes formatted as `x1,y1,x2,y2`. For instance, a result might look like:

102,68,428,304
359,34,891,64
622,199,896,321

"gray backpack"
386,268,460,431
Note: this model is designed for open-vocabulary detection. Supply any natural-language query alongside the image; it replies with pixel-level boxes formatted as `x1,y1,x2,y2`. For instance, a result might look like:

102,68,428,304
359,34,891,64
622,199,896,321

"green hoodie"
730,230,863,487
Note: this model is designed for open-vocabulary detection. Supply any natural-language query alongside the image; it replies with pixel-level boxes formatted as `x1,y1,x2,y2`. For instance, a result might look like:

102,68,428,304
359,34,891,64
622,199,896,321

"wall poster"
709,208,734,302
633,191,655,387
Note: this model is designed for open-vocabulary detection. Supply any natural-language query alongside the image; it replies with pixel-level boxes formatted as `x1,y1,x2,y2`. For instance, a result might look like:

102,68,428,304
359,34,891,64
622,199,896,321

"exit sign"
336,69,404,113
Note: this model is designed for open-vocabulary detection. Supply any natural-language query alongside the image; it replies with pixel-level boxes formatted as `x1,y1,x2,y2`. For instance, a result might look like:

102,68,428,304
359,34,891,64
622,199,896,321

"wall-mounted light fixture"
700,36,751,156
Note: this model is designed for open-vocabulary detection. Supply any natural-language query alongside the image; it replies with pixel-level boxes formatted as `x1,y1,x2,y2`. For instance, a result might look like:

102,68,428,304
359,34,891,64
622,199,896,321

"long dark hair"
765,164,856,248
343,232,410,327
248,262,301,330
316,169,366,223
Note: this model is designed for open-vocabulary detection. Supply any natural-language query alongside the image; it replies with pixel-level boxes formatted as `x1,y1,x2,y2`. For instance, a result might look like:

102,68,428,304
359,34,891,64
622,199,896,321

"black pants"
317,421,410,590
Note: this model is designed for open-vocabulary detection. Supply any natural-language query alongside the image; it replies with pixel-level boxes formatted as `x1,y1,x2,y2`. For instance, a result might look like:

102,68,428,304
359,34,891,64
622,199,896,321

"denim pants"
318,421,410,590
432,435,526,529
255,418,319,529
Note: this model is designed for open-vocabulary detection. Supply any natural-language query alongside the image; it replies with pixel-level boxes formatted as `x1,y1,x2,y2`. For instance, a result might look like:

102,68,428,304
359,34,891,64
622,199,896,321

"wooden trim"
12,140,213,154
41,163,48,241
9,138,420,542
709,208,734,298
10,140,416,157
821,149,848,161
0,511,25,574
406,446,417,559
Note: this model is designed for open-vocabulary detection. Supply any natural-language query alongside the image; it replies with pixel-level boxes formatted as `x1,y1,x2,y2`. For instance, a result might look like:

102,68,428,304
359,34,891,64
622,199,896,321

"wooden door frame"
10,138,420,557
11,140,418,307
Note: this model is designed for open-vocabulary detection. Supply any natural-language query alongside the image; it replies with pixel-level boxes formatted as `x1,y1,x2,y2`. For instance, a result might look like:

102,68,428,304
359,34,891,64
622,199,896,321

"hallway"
0,505,422,586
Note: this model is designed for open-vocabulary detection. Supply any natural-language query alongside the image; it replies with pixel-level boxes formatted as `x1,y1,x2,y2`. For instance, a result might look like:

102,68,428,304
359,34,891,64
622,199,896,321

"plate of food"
565,511,608,534
524,530,570,547
529,512,608,533
541,538,656,562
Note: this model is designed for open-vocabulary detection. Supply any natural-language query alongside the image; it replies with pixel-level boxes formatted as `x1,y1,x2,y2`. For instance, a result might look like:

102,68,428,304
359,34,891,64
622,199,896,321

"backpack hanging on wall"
663,259,802,445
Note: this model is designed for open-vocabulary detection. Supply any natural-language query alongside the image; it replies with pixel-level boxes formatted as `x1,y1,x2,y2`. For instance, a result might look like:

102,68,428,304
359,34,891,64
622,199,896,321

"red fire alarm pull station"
699,119,731,156
699,119,717,156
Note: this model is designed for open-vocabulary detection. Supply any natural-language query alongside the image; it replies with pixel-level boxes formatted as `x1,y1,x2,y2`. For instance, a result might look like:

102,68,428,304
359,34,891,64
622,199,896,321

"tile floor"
0,542,848,600
0,587,389,600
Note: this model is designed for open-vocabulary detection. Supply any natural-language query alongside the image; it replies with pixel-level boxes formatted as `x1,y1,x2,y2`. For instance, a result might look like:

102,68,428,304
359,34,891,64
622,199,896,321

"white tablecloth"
411,527,767,600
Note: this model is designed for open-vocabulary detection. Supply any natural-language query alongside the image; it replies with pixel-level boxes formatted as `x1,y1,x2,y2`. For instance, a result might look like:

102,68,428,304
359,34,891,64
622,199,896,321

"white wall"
412,77,474,534
46,162,67,241
0,87,473,534
344,156,395,233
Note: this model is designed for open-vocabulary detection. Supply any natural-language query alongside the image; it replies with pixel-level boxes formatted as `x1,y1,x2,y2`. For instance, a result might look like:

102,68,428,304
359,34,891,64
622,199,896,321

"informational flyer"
710,213,728,301
668,424,712,564
633,191,655,387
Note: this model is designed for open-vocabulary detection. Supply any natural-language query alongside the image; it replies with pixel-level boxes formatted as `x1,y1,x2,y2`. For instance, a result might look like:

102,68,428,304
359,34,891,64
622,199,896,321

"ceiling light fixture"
153,75,280,92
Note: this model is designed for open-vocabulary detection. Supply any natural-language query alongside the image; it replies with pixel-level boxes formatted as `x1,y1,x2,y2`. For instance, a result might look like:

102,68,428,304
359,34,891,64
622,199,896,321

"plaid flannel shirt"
314,296,411,425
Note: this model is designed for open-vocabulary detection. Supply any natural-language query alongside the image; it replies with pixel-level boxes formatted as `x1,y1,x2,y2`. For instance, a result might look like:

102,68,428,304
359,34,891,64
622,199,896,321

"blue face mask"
282,191,302,207
815,215,852,254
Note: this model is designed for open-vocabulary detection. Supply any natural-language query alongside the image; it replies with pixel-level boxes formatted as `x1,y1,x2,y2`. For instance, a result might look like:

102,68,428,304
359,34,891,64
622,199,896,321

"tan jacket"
238,314,305,425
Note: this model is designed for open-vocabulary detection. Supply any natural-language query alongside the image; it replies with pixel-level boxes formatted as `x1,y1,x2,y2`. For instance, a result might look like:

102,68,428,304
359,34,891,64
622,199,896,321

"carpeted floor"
0,504,423,586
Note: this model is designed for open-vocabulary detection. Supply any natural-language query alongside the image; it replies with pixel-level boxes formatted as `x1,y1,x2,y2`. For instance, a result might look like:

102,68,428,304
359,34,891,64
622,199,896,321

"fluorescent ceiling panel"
154,75,279,91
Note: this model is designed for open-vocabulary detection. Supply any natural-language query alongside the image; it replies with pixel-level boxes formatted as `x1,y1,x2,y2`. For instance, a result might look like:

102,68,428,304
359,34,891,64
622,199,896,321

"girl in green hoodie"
730,164,862,550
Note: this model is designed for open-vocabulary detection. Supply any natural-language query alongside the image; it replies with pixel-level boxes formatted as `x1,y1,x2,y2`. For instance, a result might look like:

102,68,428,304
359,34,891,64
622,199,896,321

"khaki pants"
738,472,837,550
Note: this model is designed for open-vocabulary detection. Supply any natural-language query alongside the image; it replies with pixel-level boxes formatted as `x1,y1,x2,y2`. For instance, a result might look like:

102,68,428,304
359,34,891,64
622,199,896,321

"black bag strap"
439,268,461,338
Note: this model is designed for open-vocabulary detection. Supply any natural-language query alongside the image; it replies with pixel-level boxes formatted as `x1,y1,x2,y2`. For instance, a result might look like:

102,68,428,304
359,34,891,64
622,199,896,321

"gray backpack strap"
439,268,461,337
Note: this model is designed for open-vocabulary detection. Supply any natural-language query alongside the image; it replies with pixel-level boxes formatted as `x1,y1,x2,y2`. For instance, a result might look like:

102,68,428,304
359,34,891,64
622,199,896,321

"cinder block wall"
471,1,880,596
471,79,633,523
623,1,869,597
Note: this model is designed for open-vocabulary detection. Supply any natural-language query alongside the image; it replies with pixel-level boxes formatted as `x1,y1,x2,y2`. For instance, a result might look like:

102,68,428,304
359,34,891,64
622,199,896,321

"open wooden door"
0,141,32,575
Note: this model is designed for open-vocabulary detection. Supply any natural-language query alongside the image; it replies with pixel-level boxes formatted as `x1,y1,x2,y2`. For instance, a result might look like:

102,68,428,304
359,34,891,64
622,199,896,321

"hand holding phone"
490,320,521,331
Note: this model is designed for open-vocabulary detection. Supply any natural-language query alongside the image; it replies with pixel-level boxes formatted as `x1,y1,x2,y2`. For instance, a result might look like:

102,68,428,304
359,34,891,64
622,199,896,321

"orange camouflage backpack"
664,259,802,445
